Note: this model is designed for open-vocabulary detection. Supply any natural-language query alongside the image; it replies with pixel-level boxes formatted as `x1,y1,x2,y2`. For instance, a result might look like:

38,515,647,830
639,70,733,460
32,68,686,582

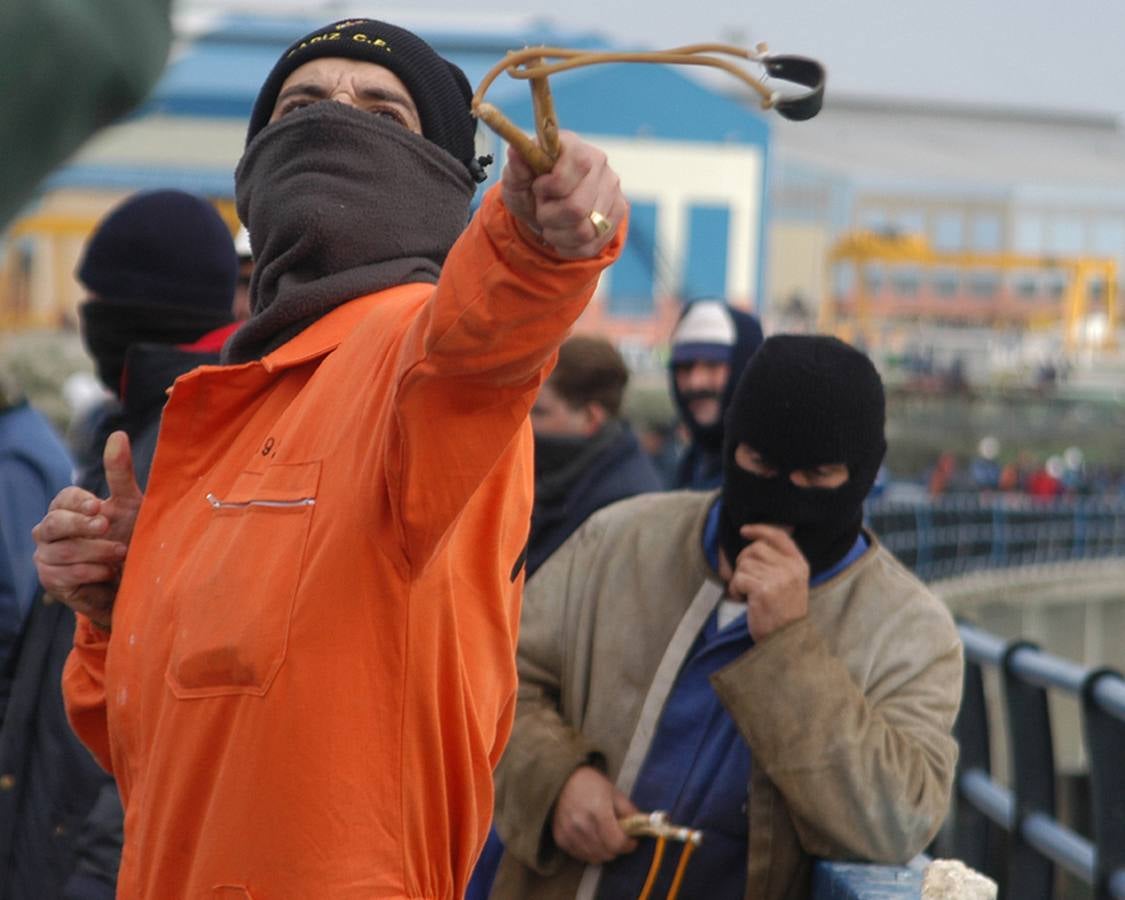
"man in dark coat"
669,299,764,489
469,334,662,898
528,334,663,576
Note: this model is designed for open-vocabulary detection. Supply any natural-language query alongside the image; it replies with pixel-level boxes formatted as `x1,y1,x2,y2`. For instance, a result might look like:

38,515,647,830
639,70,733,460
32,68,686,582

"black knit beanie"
77,189,237,311
245,18,484,180
725,334,886,474
719,334,886,574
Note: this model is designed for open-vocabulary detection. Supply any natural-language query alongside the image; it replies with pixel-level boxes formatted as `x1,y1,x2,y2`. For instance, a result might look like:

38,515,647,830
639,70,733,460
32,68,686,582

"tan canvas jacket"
492,490,963,900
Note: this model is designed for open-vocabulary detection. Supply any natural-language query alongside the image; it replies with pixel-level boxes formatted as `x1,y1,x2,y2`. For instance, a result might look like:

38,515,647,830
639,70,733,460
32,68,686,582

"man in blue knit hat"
668,299,764,489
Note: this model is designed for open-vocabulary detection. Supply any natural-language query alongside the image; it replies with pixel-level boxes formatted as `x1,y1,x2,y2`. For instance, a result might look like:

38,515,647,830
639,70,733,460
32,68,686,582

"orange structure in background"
0,199,240,330
821,231,1119,351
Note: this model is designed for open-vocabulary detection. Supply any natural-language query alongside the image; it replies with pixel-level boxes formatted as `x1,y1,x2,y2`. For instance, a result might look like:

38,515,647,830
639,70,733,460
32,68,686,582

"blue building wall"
685,203,733,299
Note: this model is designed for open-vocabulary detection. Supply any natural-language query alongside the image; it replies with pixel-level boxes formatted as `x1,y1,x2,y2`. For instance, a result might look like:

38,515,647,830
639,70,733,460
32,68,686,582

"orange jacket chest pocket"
166,460,321,699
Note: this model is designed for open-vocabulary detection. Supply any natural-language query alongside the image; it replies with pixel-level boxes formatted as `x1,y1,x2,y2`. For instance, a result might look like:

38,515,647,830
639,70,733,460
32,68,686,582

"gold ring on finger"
588,209,612,238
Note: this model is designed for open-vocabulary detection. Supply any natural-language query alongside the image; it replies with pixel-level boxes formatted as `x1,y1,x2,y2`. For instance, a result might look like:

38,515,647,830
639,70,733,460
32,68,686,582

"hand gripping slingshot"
619,811,705,900
471,42,826,175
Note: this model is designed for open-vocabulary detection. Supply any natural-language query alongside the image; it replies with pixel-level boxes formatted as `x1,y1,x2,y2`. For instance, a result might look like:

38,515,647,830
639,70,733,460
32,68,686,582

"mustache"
681,389,722,405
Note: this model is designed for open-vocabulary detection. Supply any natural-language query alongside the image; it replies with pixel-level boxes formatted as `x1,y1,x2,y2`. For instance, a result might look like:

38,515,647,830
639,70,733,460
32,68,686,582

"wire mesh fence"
867,494,1125,582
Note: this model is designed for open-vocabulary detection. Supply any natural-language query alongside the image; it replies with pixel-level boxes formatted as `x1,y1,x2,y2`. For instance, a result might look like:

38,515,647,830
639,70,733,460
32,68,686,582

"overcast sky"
190,0,1125,122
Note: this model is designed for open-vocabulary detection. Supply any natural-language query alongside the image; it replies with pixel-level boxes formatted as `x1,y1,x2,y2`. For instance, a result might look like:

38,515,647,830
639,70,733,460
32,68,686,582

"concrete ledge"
931,556,1125,610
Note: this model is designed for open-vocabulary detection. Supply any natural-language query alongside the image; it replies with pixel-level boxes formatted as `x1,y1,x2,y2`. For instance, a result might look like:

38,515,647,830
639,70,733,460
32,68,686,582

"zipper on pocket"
205,492,316,510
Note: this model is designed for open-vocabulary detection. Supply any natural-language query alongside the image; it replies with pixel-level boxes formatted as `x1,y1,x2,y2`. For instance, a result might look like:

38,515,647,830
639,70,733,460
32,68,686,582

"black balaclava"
76,189,238,395
77,189,238,312
80,300,233,396
669,300,765,452
719,334,887,575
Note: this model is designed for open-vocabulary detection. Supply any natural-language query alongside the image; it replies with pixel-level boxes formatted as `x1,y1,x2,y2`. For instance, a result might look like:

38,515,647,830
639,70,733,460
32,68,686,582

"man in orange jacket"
32,18,627,899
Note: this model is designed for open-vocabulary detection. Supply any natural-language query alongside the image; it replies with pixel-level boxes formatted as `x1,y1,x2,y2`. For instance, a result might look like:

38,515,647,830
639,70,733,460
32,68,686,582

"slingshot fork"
619,811,705,900
472,43,825,174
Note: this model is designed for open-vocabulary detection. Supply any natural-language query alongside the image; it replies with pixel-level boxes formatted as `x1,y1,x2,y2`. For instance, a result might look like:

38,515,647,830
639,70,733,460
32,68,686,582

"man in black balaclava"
34,17,628,899
75,188,239,490
492,334,962,900
718,333,887,582
668,299,763,489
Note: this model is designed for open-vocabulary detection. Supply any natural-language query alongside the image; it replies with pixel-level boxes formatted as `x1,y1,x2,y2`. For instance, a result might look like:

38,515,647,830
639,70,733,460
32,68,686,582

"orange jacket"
63,187,624,899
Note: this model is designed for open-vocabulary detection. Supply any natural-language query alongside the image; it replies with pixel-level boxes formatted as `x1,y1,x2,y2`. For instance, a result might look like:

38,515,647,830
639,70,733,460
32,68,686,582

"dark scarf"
223,102,475,364
534,420,624,507
79,298,233,396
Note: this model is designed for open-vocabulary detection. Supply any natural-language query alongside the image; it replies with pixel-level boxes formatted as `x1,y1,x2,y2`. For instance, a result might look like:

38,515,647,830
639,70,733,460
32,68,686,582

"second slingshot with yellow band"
619,811,705,900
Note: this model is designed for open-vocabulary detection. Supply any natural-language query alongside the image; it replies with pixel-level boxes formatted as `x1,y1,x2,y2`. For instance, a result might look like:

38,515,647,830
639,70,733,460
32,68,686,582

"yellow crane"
820,231,1118,351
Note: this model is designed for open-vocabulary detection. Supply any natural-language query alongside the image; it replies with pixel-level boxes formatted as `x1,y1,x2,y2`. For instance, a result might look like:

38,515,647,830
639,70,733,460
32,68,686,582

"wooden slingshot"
472,43,825,174
619,811,705,900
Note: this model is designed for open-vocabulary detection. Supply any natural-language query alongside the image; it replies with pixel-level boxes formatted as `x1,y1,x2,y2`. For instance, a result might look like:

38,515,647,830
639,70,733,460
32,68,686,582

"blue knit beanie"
77,190,238,312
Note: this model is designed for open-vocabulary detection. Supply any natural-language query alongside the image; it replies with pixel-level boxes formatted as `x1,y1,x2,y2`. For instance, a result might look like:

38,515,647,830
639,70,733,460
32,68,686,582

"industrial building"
5,6,1125,383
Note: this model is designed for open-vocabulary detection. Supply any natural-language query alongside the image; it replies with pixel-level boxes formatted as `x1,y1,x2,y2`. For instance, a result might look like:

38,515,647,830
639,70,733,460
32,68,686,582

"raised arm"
390,133,628,568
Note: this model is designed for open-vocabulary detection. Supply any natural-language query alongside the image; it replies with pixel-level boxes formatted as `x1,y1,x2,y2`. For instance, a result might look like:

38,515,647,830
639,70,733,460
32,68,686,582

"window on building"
891,210,925,237
7,237,35,322
1014,274,1038,299
891,268,920,297
858,208,886,233
607,201,657,317
682,203,730,300
970,214,1002,252
1047,218,1084,255
1013,215,1045,254
1091,220,1125,262
967,271,1000,297
833,264,856,298
933,213,963,252
932,269,960,297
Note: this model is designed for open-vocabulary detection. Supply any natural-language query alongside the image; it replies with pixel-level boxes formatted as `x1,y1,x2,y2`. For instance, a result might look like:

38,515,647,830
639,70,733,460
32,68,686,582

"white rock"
921,859,998,899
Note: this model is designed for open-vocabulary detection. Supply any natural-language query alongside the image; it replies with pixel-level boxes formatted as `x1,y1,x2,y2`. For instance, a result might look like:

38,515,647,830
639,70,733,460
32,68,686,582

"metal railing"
952,621,1125,899
867,495,1125,582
